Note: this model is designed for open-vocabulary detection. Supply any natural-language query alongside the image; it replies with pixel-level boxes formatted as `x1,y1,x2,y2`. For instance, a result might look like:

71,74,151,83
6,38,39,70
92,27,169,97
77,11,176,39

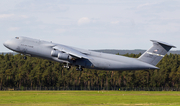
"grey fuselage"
3,37,158,71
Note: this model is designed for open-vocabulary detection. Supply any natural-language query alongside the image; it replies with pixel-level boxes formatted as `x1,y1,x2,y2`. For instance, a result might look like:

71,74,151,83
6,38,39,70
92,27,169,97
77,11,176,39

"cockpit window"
15,37,19,39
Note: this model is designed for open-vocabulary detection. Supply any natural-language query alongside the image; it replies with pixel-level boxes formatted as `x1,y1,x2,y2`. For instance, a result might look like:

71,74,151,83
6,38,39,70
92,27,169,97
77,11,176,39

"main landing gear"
23,56,27,60
76,65,83,71
63,65,71,70
63,63,71,70
63,63,83,71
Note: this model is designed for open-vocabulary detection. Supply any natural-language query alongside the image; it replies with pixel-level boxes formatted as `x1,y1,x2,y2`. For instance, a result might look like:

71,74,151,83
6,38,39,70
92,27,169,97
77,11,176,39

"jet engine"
51,49,72,60
51,49,59,57
58,52,72,60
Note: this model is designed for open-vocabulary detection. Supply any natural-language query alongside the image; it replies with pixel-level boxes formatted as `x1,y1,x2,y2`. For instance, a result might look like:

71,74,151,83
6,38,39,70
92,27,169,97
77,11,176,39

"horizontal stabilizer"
138,40,176,66
151,40,176,48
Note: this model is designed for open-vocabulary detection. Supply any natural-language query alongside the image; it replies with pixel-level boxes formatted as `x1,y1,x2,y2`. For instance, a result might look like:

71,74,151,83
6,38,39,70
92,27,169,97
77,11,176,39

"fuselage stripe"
146,52,164,57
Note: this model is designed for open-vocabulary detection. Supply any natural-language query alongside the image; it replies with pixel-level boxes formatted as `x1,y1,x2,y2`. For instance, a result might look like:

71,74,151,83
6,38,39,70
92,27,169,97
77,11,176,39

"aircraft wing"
53,45,90,59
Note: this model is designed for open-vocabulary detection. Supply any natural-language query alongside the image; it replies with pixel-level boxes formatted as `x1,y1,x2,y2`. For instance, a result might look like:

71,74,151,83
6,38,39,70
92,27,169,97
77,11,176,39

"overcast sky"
0,0,180,52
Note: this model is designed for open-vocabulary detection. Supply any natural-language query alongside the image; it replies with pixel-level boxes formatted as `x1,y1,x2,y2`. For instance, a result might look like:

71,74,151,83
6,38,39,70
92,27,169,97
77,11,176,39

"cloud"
8,27,20,31
20,15,28,18
0,14,28,19
137,3,157,9
0,14,14,18
111,21,119,24
78,17,90,25
55,29,66,33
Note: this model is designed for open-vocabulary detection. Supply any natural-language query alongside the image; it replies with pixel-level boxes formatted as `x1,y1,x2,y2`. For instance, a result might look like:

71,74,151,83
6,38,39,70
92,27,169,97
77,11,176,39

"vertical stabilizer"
138,40,176,66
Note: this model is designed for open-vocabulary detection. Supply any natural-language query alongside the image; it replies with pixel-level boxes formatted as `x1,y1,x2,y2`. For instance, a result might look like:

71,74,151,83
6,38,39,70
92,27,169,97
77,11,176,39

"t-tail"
138,40,176,66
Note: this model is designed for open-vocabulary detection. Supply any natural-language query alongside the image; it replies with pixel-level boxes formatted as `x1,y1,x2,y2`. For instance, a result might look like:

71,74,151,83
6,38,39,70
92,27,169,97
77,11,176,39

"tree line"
0,53,180,90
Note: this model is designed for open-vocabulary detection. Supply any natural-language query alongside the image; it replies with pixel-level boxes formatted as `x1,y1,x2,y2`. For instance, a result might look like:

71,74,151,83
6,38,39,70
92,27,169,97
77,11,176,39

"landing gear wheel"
76,66,83,71
67,66,71,70
76,68,79,71
23,56,27,60
79,68,83,71
63,63,71,70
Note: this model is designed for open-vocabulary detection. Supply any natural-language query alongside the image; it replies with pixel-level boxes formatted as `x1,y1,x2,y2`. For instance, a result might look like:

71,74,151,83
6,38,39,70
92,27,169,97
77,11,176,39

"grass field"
0,91,180,106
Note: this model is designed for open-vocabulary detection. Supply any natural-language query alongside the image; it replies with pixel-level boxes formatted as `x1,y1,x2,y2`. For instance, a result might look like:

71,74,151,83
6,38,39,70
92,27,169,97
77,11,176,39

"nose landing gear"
23,54,31,60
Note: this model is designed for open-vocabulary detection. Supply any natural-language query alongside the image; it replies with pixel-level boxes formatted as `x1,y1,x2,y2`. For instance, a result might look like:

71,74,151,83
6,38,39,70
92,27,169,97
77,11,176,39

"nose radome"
3,40,11,48
3,41,8,47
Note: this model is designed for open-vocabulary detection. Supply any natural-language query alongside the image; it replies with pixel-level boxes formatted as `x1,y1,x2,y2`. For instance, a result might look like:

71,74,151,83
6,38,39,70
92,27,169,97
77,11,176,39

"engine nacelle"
51,49,59,57
58,52,72,60
51,49,72,60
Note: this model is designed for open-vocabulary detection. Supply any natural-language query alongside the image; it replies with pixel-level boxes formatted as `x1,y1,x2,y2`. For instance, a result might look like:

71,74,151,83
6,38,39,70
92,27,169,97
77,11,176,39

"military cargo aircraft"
3,36,176,71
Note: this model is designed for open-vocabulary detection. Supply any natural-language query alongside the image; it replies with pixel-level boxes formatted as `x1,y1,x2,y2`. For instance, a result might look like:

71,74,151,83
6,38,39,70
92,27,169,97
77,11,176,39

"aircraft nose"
3,40,11,48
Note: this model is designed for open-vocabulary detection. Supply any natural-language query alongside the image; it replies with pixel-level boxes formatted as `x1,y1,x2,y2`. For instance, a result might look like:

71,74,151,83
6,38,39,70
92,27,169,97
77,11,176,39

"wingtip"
150,66,159,70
